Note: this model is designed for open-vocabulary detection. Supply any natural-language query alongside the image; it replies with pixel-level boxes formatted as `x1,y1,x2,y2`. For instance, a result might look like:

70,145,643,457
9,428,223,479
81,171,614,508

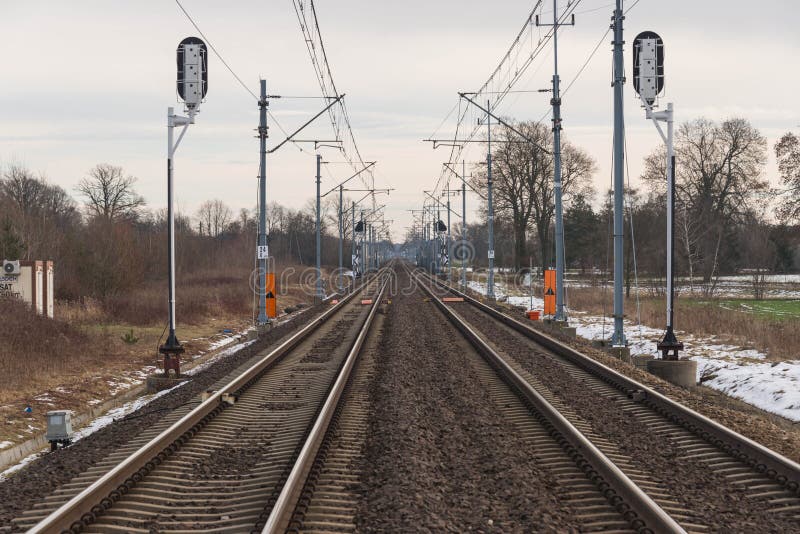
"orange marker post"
544,269,556,316
265,273,277,318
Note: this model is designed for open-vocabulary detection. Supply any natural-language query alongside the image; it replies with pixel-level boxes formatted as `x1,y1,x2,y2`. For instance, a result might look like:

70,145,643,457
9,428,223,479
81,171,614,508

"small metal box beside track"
45,410,73,451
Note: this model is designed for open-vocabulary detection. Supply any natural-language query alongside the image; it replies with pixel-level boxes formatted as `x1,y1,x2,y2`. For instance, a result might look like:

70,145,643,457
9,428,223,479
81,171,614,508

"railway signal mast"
160,37,208,377
633,31,683,360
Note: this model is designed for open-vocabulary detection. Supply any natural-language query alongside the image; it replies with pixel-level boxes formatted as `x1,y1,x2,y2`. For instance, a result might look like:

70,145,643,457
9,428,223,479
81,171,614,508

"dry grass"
566,286,799,362
0,265,316,445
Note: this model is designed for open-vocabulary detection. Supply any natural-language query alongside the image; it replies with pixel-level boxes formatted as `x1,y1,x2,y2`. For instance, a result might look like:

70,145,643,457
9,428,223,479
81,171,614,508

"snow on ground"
467,280,800,422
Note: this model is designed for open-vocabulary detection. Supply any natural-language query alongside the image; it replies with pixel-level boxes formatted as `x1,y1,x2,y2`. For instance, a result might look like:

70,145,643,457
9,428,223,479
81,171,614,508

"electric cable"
174,0,258,101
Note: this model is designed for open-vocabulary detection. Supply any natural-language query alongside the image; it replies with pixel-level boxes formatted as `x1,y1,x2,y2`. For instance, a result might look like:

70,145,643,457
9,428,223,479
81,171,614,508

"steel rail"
29,274,384,534
409,266,685,534
425,271,800,497
262,273,390,533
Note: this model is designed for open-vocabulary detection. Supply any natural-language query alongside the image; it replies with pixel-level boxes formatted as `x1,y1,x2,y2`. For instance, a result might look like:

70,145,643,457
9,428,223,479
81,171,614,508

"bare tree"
1,164,78,260
642,117,768,288
196,199,233,237
76,164,144,221
775,132,800,224
472,121,595,270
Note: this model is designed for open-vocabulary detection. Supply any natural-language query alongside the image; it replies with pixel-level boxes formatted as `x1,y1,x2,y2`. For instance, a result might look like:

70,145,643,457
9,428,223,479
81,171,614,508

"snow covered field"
467,280,800,422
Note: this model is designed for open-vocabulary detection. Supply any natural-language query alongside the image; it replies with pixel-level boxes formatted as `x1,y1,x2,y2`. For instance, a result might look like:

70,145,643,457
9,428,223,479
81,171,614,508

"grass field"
703,299,800,321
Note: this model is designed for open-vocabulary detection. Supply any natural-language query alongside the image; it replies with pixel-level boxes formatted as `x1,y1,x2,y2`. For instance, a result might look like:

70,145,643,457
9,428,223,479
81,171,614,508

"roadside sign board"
544,269,556,316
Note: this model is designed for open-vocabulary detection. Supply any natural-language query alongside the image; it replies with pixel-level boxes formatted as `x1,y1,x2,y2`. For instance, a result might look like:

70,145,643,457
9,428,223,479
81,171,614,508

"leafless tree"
472,121,595,270
642,118,768,290
775,132,800,224
76,164,144,221
196,199,232,237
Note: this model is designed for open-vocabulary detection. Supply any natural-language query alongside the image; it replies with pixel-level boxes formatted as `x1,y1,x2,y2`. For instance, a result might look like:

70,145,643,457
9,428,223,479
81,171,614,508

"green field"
701,299,800,321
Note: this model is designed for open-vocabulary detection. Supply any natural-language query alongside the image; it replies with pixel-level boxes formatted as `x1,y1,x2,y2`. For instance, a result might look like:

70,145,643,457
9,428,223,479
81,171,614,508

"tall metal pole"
256,80,269,325
446,182,451,283
165,108,179,352
435,206,441,275
338,184,343,288
551,0,567,322
487,99,495,299
351,201,356,276
666,104,675,338
315,154,323,300
611,0,627,347
462,159,467,289
656,102,682,359
361,210,366,275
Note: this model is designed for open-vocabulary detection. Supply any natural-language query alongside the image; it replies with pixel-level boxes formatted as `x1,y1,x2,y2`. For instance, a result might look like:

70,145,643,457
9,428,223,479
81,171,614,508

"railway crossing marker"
160,36,208,377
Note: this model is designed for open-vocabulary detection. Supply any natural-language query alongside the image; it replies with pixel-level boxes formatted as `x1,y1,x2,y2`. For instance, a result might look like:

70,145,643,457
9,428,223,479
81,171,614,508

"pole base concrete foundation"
632,354,654,371
647,359,697,389
542,319,577,338
606,346,631,363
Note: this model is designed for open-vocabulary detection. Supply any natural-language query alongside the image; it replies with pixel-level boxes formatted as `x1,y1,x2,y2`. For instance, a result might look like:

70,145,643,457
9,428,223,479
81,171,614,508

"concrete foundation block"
647,359,698,389
146,376,187,394
606,346,632,363
542,319,577,338
632,354,655,371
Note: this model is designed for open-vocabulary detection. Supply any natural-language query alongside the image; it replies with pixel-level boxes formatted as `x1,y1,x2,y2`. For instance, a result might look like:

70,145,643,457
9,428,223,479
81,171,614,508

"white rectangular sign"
257,245,268,259
487,250,495,259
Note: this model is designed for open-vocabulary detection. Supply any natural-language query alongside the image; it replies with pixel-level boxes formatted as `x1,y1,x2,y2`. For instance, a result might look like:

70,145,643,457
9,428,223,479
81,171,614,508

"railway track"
415,266,800,531
16,271,389,534
13,261,800,532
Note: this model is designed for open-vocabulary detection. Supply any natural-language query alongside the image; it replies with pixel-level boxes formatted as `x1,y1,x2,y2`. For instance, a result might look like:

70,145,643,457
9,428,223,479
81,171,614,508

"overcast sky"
2,1,798,239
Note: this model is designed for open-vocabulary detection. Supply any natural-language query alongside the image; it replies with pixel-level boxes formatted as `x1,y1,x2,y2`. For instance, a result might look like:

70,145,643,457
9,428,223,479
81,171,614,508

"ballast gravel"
356,269,583,532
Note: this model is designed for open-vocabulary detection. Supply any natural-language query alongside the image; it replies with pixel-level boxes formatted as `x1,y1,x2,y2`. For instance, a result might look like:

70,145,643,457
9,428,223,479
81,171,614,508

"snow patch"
468,280,800,422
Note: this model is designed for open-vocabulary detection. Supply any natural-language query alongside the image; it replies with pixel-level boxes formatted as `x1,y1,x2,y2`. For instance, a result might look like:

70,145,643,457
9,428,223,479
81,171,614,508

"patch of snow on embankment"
467,280,800,422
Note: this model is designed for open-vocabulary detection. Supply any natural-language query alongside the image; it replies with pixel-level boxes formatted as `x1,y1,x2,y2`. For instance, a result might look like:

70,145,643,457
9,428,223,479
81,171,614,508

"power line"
174,0,258,100
174,0,309,154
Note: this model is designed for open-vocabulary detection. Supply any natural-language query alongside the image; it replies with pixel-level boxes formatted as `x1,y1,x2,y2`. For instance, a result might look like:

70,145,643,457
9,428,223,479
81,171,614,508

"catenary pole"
611,0,627,346
551,0,567,322
462,159,467,289
315,154,323,301
487,99,495,299
446,182,451,282
338,184,343,288
256,80,269,325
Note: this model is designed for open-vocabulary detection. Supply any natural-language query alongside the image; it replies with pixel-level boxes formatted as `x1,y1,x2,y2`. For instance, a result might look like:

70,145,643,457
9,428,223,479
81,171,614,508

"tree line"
465,118,800,291
0,163,362,300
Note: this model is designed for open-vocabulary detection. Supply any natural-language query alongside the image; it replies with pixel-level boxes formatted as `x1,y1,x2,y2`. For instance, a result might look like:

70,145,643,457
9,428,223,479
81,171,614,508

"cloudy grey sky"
2,1,798,239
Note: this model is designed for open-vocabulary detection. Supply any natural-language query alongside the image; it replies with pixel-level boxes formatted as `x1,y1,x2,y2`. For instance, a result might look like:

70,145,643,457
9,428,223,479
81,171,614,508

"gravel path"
453,302,800,531
357,269,582,532
0,305,325,529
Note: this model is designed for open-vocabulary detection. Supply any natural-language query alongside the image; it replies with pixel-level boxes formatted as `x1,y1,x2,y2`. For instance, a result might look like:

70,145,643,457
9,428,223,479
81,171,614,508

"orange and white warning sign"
544,269,556,316
265,273,277,318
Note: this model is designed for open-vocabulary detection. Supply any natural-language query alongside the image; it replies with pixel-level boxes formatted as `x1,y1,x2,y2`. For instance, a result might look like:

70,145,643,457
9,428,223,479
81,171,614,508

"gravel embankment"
0,305,325,528
357,269,582,532
454,302,799,531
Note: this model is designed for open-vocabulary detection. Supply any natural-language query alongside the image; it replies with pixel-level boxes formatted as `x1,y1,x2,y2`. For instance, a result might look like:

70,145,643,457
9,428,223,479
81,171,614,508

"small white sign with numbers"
257,245,268,259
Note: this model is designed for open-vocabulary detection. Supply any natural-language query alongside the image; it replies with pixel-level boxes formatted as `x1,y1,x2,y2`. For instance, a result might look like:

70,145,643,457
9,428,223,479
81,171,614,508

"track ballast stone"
357,269,581,532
